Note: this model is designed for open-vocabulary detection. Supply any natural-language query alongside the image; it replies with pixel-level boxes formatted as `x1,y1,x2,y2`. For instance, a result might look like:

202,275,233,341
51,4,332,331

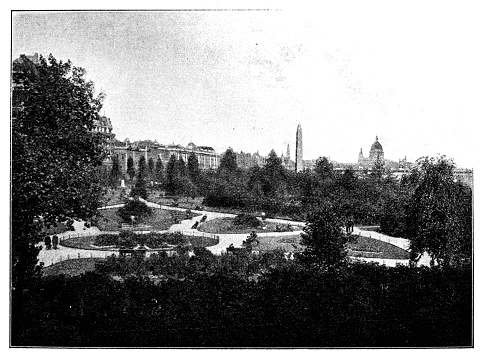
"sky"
11,4,483,168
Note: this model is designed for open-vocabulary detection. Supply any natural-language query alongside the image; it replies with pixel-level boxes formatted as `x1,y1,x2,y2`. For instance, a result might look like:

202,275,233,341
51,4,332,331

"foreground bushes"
12,260,472,347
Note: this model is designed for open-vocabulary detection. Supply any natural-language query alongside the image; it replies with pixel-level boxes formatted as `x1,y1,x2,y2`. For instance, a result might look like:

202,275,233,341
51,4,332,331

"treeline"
202,151,472,266
12,257,472,347
105,148,472,266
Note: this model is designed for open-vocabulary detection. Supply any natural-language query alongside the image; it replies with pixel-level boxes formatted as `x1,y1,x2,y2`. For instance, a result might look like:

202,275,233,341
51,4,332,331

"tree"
176,158,187,179
130,170,148,199
187,152,200,183
138,156,147,179
12,54,105,295
127,156,135,181
117,199,152,224
299,204,351,270
155,157,164,187
110,155,121,187
405,156,472,266
260,149,286,197
165,154,177,195
315,156,334,180
219,148,238,173
147,157,155,181
370,155,385,180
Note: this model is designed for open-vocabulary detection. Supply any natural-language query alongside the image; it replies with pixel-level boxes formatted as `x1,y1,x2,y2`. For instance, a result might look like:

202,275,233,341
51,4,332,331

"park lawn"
61,235,113,250
252,234,410,260
96,207,196,231
198,217,301,234
253,234,303,252
42,258,102,277
347,235,410,260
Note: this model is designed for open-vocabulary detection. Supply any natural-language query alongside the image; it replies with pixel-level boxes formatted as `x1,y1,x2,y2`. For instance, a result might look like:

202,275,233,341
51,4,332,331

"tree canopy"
405,156,472,266
219,148,238,173
12,54,106,289
300,204,351,270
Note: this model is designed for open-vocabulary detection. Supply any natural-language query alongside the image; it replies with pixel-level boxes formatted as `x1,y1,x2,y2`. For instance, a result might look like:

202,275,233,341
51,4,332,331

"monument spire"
295,123,303,173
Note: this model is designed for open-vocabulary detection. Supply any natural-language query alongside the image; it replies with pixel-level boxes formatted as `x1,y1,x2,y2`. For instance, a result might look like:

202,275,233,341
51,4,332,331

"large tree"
405,156,472,266
165,154,177,195
155,157,164,187
299,204,351,270
127,156,135,181
260,149,286,197
219,148,238,173
109,155,121,187
147,157,155,181
12,54,106,291
314,156,334,180
187,152,200,183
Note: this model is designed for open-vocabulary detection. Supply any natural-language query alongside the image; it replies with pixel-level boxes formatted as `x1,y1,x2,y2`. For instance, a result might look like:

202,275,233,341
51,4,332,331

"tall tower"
286,143,291,160
295,123,303,172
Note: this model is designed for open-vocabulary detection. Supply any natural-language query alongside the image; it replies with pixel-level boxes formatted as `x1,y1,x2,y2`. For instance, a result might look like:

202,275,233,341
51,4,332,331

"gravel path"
37,199,430,268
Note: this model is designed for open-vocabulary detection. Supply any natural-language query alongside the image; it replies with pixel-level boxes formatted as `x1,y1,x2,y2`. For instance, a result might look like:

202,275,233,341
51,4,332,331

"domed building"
357,136,385,168
369,136,384,162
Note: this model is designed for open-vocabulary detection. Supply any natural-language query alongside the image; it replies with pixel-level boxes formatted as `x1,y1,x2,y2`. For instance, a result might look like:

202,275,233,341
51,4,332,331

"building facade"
93,116,115,167
235,150,267,169
111,140,220,177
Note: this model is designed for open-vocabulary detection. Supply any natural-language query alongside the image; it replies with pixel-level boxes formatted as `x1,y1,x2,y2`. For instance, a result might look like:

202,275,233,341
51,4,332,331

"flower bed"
61,231,219,250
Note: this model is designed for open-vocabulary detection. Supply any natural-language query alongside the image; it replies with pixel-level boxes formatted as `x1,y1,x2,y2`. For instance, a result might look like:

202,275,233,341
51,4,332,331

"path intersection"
37,199,430,268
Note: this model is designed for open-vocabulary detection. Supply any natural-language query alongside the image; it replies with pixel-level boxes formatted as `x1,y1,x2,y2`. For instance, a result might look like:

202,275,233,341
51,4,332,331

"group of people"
43,235,59,250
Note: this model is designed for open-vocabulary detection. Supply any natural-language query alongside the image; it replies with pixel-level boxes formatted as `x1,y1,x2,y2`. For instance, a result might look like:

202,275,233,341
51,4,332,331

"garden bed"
61,232,218,250
96,207,196,231
198,217,299,234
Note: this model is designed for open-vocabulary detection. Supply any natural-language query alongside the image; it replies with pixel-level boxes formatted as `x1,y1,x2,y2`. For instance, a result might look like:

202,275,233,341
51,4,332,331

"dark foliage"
404,156,472,266
12,262,472,347
117,199,152,223
233,213,261,228
12,53,105,302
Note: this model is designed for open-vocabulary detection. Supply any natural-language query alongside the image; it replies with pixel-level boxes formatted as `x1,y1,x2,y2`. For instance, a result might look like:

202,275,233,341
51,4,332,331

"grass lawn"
61,235,112,250
252,234,410,260
253,234,303,252
42,258,102,277
96,207,196,231
347,235,410,259
198,217,301,234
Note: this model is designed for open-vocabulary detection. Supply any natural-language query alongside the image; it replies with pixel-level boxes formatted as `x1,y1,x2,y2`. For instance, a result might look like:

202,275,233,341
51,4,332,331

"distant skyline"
12,7,481,168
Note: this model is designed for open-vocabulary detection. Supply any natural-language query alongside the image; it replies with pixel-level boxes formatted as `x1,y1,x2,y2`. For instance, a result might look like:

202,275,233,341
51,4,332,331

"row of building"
93,117,472,188
94,116,220,175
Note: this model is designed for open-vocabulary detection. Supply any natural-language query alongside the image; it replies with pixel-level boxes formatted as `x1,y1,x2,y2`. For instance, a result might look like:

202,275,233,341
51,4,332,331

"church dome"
370,136,383,152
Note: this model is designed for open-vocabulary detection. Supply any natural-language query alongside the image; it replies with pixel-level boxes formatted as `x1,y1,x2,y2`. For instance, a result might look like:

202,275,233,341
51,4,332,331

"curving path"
38,198,430,268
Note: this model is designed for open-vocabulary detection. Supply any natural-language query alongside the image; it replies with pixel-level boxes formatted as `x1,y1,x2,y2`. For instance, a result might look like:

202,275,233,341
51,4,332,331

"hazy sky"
12,6,482,168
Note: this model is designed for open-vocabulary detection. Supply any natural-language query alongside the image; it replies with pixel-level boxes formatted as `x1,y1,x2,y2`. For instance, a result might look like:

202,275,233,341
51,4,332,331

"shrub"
117,199,152,223
94,234,118,247
233,213,261,228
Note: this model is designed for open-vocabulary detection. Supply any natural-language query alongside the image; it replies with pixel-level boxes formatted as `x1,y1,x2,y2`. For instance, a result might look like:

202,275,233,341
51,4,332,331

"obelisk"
295,123,303,172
